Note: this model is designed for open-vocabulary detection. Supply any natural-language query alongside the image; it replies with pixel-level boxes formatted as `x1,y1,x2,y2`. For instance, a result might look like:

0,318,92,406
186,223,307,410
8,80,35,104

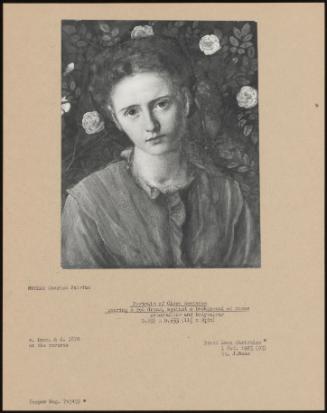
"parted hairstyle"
89,35,195,119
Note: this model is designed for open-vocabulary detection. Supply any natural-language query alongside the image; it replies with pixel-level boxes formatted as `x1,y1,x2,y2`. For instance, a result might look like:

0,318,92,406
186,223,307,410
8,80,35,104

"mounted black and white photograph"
61,20,261,268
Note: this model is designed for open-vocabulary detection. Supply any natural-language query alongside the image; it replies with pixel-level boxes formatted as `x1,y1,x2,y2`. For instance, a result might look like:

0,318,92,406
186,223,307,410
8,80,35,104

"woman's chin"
142,137,181,156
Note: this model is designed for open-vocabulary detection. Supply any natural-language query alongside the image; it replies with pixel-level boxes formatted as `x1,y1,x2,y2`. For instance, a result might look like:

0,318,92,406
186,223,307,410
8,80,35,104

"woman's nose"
143,108,159,132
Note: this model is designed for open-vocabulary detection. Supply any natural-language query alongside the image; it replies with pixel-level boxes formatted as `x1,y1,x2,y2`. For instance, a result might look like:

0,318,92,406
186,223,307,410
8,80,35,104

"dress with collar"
61,148,260,268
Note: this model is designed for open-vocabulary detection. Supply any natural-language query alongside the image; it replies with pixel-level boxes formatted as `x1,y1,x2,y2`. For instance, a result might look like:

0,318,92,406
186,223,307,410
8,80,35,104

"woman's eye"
125,108,139,118
155,100,170,110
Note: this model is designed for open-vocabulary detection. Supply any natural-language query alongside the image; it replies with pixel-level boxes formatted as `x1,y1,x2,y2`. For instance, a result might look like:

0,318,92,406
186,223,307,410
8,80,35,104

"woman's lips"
145,135,165,142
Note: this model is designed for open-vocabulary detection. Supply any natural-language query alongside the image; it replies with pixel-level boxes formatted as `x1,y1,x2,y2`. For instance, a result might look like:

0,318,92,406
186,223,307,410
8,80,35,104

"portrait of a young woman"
61,24,260,268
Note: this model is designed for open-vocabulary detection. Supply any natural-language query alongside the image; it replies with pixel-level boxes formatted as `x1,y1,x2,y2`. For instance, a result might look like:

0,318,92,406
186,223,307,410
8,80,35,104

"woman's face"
109,72,188,156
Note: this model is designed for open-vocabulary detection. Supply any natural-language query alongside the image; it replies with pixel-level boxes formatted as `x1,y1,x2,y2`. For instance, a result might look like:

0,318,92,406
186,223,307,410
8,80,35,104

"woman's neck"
133,146,188,188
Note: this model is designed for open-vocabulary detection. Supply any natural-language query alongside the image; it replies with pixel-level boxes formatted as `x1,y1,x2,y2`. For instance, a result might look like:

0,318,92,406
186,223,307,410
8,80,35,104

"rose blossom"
236,86,258,109
82,111,105,134
131,25,154,39
63,62,74,76
199,34,221,55
61,96,71,115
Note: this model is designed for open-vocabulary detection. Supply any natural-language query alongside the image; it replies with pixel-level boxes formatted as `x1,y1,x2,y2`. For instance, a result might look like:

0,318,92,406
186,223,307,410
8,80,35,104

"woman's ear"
182,87,191,117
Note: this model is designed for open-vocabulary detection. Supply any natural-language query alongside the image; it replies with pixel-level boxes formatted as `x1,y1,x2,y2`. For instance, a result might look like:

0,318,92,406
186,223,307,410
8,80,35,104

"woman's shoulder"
66,159,128,203
193,157,239,187
193,159,244,207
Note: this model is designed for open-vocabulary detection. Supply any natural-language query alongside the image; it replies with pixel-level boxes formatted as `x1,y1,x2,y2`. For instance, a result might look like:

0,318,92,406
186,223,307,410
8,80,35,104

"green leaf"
230,36,239,46
238,48,245,54
99,22,110,32
243,34,253,42
221,36,228,45
77,40,88,47
230,47,237,53
233,27,242,39
71,34,80,43
194,97,201,110
251,59,258,71
102,34,111,41
241,23,251,36
243,154,250,165
238,166,249,173
70,80,76,90
234,148,242,160
251,133,259,144
214,29,223,39
244,124,253,136
248,47,255,58
241,42,253,48
239,119,247,127
240,183,250,191
219,150,234,160
238,77,250,86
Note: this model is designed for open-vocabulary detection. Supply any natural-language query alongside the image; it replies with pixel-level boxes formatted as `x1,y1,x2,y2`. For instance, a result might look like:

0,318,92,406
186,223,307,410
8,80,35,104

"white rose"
236,86,258,109
199,34,221,55
82,111,105,134
63,62,74,76
131,25,154,39
61,96,71,115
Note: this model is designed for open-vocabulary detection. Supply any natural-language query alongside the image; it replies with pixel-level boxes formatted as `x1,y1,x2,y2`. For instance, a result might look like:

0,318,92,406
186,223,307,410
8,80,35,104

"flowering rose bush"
62,20,259,218
199,34,221,55
131,25,154,39
236,86,258,109
82,111,105,134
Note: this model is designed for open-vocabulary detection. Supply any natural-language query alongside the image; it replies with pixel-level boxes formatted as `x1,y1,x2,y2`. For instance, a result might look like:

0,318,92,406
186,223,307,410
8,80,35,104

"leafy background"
62,20,260,223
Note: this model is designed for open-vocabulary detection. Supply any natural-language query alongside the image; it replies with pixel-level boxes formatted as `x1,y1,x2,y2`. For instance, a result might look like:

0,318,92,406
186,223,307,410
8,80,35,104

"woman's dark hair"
89,35,194,116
